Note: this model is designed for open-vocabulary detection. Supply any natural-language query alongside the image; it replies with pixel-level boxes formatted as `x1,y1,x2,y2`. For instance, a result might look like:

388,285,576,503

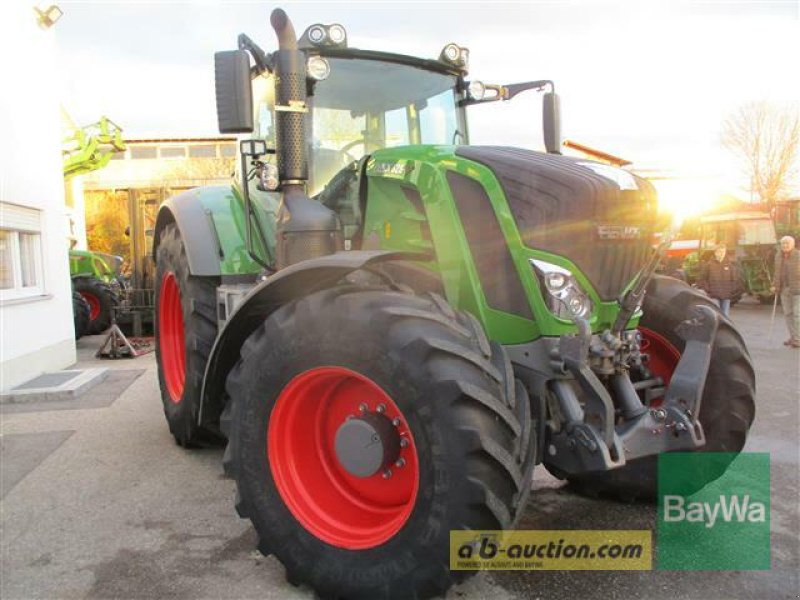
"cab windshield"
312,57,462,194
251,57,461,194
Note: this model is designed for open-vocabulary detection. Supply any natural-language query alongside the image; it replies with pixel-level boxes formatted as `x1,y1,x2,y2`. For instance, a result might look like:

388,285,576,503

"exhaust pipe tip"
270,8,297,49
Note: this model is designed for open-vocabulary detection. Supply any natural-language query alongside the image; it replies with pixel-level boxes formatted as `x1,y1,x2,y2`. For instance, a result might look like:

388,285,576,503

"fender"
154,187,226,276
198,249,429,427
153,185,271,277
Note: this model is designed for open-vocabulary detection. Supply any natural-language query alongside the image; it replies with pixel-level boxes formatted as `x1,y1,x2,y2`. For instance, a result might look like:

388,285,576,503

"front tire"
72,291,91,339
72,276,118,334
154,223,219,447
567,275,756,501
223,286,535,599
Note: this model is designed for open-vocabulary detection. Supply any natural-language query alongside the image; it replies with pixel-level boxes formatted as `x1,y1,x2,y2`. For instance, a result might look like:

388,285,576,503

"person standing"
698,244,741,317
774,235,800,348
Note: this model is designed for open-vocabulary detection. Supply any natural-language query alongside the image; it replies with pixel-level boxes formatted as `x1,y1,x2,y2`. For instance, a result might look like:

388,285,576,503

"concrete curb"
1,368,109,403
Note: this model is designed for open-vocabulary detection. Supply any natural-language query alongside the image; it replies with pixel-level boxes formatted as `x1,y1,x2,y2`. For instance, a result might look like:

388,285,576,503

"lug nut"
382,469,392,479
376,404,386,414
400,438,409,448
358,403,368,413
652,408,667,421
395,458,406,468
392,418,401,427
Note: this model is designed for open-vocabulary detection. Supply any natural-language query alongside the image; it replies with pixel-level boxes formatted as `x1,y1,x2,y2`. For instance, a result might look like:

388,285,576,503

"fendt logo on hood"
596,225,642,240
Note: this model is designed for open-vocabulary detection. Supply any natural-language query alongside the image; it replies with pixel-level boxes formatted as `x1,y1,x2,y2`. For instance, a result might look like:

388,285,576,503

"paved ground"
1,299,797,599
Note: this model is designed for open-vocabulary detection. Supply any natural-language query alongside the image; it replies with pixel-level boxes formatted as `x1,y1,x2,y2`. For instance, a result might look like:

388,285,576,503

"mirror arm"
504,79,554,100
238,33,273,75
459,80,555,107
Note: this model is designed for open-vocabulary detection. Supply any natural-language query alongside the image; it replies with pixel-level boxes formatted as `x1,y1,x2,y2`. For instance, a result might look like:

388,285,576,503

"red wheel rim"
80,292,101,321
158,272,185,403
638,327,680,388
268,367,419,549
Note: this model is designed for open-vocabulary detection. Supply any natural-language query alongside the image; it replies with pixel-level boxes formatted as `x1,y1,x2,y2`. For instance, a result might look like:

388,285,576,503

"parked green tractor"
678,211,777,304
64,114,126,336
153,10,755,598
69,248,121,335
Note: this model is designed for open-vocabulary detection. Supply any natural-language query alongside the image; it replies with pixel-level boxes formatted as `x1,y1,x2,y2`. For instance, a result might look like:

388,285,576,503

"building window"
160,146,187,159
0,204,44,301
219,143,237,157
130,146,158,159
0,230,43,298
0,230,14,289
19,233,40,287
188,144,217,158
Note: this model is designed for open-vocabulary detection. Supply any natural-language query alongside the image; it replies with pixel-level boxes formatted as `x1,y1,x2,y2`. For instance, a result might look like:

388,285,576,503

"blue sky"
44,1,800,207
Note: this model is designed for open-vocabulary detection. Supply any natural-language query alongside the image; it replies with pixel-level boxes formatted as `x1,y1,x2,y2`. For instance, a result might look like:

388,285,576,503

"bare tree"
722,101,800,208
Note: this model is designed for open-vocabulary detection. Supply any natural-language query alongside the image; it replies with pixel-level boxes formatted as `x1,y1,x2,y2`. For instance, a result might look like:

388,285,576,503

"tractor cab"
217,15,559,269
244,50,467,244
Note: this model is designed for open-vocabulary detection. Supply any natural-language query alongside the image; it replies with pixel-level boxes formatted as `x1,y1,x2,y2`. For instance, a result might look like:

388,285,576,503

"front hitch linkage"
546,305,719,476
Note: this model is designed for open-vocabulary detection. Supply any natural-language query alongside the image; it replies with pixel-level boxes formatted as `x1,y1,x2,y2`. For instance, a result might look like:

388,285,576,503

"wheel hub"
268,367,419,549
334,411,400,478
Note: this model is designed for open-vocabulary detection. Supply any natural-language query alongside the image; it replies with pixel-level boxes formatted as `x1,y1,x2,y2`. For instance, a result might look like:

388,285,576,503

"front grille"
592,240,652,299
455,146,658,301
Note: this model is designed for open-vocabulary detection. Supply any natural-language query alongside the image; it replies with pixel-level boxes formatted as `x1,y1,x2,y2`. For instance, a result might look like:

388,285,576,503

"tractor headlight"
304,23,347,48
307,25,327,44
439,43,469,69
467,80,486,101
328,24,347,45
531,259,594,319
442,43,460,62
258,162,280,192
307,56,331,81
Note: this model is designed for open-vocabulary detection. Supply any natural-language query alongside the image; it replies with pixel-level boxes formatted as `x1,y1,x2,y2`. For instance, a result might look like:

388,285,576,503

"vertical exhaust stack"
270,8,342,268
271,9,305,184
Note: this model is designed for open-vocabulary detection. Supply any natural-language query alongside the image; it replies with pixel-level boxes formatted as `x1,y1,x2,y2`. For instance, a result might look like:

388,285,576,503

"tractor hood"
456,146,659,300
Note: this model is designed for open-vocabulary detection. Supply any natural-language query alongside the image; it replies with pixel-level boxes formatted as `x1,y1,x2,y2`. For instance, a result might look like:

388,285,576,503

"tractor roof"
316,46,466,78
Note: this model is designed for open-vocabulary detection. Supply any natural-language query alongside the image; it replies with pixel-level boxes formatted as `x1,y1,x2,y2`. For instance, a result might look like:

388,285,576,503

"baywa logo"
657,452,770,570
663,494,766,528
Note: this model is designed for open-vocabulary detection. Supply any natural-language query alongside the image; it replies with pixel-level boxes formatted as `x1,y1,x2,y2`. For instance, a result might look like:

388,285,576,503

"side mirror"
543,92,561,154
214,50,254,134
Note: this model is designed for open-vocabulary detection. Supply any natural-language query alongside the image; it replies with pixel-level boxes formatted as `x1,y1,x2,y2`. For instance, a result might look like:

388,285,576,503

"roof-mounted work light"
439,43,469,70
300,23,348,49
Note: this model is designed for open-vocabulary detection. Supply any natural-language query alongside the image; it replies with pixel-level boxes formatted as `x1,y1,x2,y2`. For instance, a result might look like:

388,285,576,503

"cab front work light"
530,258,593,319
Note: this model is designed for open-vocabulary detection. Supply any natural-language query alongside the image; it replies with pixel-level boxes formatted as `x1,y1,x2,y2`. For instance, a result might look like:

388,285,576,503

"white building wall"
0,2,76,391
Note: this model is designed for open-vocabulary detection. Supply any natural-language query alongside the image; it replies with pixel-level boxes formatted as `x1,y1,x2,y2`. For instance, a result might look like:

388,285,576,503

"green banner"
657,452,770,570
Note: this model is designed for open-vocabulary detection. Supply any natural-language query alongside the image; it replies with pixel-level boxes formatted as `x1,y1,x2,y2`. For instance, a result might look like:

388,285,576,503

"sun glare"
652,177,721,228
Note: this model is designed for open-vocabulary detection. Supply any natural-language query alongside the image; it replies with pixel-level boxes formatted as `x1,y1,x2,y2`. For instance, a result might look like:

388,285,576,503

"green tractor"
693,211,777,304
69,248,122,335
64,114,126,336
153,10,755,598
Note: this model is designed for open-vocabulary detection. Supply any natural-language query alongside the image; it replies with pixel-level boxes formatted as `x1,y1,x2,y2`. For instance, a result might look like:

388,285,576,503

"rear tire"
567,275,755,501
72,291,91,339
154,223,220,447
72,276,118,334
223,286,535,599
